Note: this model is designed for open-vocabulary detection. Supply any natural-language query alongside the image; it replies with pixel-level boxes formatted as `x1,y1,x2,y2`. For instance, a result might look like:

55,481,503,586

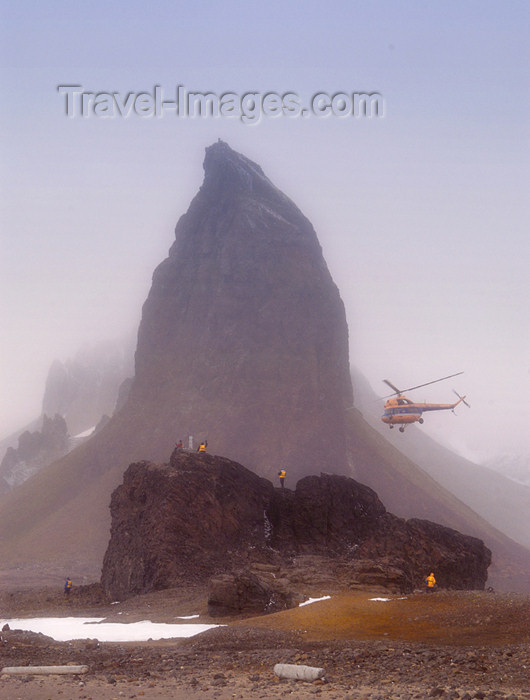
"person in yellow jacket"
425,572,436,592
64,577,72,596
197,441,207,453
278,469,286,489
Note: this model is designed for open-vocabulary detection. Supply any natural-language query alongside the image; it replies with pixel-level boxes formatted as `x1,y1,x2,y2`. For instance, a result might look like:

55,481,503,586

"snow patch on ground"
73,426,96,438
299,595,331,607
0,617,220,642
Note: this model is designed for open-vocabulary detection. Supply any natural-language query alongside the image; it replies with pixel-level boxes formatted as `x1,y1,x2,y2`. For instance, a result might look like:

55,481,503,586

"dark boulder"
208,567,304,616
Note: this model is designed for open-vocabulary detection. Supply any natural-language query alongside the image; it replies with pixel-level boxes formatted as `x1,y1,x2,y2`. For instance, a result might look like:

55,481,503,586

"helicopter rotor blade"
382,372,464,398
383,379,402,395
453,390,471,408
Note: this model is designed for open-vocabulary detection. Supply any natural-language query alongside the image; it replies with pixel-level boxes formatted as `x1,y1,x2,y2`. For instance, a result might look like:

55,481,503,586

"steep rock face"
101,451,274,596
266,473,386,553
101,451,491,600
127,141,353,482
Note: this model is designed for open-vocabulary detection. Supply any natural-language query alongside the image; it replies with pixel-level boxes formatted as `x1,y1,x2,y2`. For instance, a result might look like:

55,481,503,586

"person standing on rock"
425,572,436,592
64,577,72,596
175,439,183,450
278,469,286,488
198,441,207,453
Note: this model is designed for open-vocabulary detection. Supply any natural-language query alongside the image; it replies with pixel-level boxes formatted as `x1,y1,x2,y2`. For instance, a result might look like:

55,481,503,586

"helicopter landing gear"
389,424,394,429
419,418,424,424
399,426,405,433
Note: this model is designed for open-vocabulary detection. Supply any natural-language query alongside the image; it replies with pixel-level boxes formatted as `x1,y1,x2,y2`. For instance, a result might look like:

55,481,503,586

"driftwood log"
1,665,88,675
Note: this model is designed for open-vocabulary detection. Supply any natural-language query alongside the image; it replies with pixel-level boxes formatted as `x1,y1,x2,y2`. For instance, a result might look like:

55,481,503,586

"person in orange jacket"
278,469,286,488
425,572,436,592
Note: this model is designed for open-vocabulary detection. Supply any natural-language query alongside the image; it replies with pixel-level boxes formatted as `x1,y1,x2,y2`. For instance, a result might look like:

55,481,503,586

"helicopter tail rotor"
453,390,471,408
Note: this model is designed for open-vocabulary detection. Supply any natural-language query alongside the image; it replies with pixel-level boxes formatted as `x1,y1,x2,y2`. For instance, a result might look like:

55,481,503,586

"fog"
1,2,528,472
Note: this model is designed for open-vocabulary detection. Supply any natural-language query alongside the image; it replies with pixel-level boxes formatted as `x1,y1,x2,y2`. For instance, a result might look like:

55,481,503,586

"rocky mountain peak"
130,141,353,482
201,140,269,199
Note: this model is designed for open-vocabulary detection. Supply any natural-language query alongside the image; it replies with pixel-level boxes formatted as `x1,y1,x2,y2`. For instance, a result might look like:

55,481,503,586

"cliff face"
101,451,491,600
126,141,353,482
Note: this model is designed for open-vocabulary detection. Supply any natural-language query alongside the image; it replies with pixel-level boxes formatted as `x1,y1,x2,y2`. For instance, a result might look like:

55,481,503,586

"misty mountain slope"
0,142,528,592
41,336,135,437
351,368,530,550
0,408,148,579
483,453,530,487
0,418,42,463
0,336,135,493
0,414,69,488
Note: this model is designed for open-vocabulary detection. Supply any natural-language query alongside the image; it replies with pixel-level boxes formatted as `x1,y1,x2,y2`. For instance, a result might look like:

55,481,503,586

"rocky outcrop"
0,414,69,488
101,451,274,597
101,451,491,603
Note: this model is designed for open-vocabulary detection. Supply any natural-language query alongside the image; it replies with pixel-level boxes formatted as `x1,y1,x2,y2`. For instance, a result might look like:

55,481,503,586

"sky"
1,1,529,465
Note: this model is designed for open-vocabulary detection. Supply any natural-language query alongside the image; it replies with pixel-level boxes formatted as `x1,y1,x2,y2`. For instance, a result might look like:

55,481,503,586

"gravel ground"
1,587,529,700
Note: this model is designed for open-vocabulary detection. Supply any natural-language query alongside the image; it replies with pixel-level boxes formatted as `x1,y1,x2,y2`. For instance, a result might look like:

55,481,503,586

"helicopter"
381,372,470,432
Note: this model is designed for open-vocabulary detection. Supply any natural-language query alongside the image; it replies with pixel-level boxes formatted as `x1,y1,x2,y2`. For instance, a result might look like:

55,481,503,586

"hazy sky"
1,1,529,462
